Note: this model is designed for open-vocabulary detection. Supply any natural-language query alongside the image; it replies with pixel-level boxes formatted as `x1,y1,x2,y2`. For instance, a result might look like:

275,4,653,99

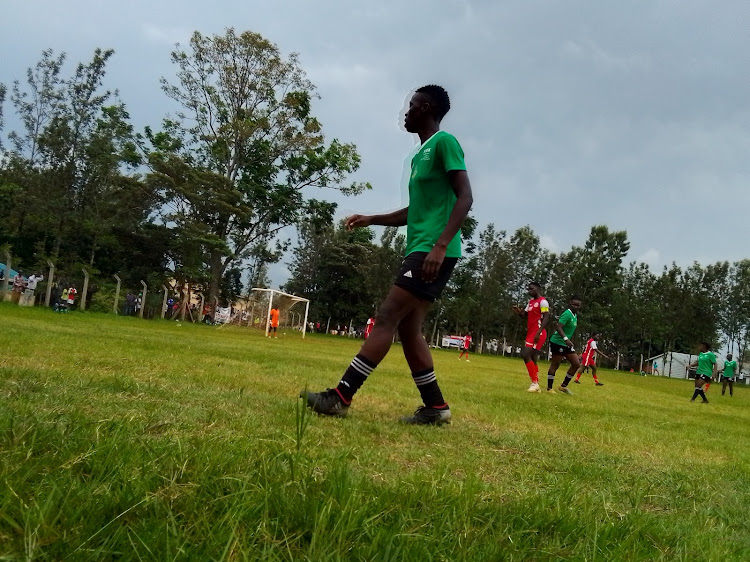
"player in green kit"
720,353,737,397
688,342,716,403
301,85,473,425
546,296,582,394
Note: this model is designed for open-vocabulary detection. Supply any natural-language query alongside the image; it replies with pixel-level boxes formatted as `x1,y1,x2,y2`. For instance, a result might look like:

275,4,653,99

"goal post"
249,288,311,338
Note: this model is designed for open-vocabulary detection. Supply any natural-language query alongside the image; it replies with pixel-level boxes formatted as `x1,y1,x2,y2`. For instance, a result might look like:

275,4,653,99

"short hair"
416,85,450,120
528,281,542,289
569,295,582,302
702,341,711,350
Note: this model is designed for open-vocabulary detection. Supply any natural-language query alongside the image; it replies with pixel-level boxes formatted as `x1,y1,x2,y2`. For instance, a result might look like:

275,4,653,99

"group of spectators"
0,269,45,305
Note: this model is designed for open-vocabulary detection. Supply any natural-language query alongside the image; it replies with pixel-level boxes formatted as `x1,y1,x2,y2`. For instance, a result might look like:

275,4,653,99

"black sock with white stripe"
412,367,447,408
336,354,376,402
547,371,556,390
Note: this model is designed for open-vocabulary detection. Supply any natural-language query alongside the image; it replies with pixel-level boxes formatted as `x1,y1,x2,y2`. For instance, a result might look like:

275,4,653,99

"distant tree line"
2,31,747,371
284,221,750,370
0,29,368,314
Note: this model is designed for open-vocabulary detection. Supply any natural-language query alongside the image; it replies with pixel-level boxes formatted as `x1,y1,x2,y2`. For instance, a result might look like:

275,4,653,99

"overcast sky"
2,0,748,287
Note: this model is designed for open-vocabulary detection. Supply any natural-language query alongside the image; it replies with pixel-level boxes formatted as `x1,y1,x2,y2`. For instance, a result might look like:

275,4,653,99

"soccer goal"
247,288,311,338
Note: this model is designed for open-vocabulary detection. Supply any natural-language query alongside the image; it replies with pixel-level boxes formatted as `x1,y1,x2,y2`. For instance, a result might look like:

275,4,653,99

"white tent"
649,352,695,379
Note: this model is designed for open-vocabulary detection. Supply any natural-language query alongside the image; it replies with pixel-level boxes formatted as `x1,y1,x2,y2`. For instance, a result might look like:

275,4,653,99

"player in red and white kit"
574,333,609,386
511,281,550,393
364,317,375,339
458,332,472,361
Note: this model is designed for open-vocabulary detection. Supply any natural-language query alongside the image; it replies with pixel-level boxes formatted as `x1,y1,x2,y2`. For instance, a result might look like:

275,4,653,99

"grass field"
1,303,749,561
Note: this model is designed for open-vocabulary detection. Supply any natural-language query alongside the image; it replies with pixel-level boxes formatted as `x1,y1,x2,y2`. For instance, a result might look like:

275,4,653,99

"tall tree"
550,226,630,345
723,260,750,362
146,28,368,314
2,48,149,275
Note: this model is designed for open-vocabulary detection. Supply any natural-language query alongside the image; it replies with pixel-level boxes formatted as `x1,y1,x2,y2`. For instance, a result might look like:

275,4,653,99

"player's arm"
346,207,409,230
532,310,550,343
552,320,565,339
553,316,574,349
422,170,473,282
537,310,550,334
511,305,527,318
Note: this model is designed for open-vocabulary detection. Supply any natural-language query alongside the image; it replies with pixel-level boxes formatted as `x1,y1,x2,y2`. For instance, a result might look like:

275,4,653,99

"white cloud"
637,249,661,265
141,23,190,46
540,235,560,253
561,39,653,72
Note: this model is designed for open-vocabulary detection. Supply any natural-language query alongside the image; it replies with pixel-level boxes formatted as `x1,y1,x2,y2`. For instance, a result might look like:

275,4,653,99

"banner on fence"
441,335,464,348
214,307,231,324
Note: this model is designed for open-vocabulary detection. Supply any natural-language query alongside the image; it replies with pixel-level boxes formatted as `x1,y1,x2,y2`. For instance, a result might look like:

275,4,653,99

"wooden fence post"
161,285,169,319
113,274,121,314
2,251,10,303
139,280,147,319
80,268,90,311
45,260,56,307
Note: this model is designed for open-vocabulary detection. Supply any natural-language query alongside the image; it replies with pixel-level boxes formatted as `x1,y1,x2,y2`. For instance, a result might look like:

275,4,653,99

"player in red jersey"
574,333,609,386
512,281,550,393
458,332,472,361
364,317,375,339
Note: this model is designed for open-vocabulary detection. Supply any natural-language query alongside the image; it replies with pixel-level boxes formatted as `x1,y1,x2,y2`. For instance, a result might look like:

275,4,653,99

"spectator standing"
67,285,78,309
25,273,44,305
11,271,25,304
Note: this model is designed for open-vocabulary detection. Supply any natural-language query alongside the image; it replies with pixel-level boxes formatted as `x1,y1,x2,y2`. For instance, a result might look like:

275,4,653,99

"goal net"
247,288,311,338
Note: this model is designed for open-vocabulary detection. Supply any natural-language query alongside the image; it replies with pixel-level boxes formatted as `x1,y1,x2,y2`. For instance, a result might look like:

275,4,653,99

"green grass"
1,303,749,561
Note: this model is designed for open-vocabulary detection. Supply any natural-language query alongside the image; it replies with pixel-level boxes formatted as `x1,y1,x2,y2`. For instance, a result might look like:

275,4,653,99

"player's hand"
345,214,371,230
511,305,523,314
421,245,447,283
533,332,541,344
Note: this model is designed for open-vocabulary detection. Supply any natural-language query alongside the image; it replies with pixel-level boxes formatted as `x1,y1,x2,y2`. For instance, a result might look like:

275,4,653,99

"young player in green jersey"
547,296,582,394
688,342,716,403
721,353,737,397
302,85,473,425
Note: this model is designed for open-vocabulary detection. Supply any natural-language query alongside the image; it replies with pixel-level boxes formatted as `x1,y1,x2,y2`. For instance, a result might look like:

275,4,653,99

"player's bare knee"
374,307,401,330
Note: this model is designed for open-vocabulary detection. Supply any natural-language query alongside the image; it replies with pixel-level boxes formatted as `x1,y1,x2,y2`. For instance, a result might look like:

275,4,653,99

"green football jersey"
406,131,466,259
721,360,737,378
550,309,578,346
696,351,716,377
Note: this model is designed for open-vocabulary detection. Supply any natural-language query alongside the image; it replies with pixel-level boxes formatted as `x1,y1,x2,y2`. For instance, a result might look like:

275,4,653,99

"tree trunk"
209,250,222,316
89,234,97,267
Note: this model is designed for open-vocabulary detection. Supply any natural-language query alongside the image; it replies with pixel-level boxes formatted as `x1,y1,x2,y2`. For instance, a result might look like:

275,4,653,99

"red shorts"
582,352,595,367
525,329,547,351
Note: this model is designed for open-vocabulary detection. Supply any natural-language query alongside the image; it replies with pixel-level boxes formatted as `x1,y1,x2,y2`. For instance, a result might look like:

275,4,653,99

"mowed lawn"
1,304,749,561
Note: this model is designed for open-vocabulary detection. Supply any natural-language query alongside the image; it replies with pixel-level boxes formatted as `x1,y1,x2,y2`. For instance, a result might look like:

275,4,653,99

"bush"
88,283,118,314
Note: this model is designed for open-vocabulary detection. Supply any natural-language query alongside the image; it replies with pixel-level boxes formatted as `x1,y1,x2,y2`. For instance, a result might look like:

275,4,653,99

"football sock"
560,366,576,388
412,367,446,407
547,371,555,390
336,354,376,402
525,361,538,383
691,389,700,401
593,373,600,384
704,383,710,391
575,372,582,382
